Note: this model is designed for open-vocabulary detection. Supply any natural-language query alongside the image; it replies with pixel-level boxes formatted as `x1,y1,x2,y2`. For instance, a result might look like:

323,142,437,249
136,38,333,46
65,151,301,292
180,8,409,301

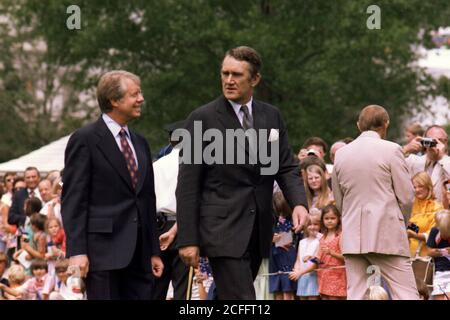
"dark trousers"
152,220,191,300
86,229,154,300
208,218,262,300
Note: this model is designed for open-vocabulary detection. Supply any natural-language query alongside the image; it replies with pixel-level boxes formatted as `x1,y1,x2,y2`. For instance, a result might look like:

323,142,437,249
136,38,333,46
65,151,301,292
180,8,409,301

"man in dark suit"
62,70,163,300
176,46,309,299
8,166,41,227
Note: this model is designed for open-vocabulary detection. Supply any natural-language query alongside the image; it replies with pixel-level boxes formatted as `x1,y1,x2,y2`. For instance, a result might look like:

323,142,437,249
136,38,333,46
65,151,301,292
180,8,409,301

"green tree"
1,0,449,160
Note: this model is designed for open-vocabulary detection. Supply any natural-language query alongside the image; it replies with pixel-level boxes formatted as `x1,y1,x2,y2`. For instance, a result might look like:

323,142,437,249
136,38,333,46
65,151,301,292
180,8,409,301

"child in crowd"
46,259,84,300
45,218,66,276
304,164,334,210
315,204,346,300
15,213,47,263
191,257,214,300
0,264,26,299
47,177,63,225
408,172,443,258
269,192,297,300
426,209,450,300
0,253,8,299
6,259,49,300
289,214,321,300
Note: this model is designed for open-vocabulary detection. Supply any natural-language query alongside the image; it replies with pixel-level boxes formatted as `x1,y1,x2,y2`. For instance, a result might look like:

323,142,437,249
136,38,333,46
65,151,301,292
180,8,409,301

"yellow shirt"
409,198,443,257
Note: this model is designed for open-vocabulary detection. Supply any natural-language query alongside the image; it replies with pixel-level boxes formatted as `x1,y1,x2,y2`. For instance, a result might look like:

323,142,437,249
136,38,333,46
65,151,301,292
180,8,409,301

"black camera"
420,138,437,148
407,223,419,233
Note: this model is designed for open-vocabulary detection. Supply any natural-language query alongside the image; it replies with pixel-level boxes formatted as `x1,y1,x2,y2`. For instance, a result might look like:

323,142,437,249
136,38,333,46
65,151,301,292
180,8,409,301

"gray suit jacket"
332,131,414,257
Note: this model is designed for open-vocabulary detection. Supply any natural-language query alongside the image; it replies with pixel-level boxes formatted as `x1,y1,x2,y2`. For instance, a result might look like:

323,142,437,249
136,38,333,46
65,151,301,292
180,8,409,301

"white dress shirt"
228,97,253,127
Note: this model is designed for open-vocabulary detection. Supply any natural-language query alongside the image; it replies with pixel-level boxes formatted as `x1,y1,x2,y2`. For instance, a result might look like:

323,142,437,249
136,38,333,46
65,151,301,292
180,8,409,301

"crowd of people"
0,45,449,301
0,168,85,299
0,121,448,300
266,122,450,300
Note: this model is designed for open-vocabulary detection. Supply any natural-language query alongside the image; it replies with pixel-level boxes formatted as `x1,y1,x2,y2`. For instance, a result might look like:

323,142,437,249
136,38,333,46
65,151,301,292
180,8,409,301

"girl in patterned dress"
268,192,297,300
315,204,347,299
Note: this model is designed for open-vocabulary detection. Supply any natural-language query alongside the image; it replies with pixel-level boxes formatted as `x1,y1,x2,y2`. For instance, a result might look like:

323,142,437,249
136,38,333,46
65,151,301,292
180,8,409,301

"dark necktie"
240,105,253,130
119,128,138,189
29,190,35,198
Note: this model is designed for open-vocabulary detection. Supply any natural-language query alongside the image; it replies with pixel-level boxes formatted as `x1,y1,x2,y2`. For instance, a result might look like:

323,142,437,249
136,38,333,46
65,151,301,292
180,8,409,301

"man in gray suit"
332,105,419,300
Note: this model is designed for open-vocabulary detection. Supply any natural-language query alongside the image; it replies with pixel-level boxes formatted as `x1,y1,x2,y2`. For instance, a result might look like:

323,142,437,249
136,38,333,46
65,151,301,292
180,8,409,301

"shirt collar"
228,97,253,116
102,113,130,138
359,130,381,139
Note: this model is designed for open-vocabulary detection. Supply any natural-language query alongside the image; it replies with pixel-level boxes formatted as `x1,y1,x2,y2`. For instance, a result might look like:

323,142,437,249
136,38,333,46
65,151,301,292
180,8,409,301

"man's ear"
251,73,261,87
356,121,361,132
110,99,119,108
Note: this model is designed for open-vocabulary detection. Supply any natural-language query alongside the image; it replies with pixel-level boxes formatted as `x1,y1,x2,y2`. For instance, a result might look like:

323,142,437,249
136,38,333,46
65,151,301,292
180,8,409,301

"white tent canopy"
0,135,70,175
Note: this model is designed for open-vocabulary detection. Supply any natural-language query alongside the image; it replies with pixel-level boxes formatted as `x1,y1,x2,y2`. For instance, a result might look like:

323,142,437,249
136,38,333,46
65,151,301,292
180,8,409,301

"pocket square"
268,129,279,142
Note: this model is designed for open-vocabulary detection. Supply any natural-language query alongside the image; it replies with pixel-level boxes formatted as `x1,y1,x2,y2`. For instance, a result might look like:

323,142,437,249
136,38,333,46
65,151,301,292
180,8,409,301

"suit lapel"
216,96,243,131
94,118,134,191
130,131,147,194
252,100,267,132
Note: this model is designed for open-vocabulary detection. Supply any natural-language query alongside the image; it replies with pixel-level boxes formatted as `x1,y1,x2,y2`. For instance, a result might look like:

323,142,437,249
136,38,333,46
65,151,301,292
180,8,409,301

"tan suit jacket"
332,131,414,258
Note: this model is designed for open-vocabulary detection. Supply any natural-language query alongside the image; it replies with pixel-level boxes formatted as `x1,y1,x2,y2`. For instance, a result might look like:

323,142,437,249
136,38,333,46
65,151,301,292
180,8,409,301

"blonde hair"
435,209,450,239
412,172,435,200
45,217,62,233
305,165,330,209
7,264,26,285
52,177,62,195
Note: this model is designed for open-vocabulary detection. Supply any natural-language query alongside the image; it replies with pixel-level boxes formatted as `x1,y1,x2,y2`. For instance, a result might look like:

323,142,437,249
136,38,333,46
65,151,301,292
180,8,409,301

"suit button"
250,209,256,214
133,217,138,223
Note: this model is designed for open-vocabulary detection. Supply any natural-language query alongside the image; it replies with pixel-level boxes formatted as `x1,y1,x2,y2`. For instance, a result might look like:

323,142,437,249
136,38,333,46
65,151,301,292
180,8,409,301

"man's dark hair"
302,137,328,153
30,258,48,272
341,137,354,144
24,198,43,217
224,46,262,79
24,167,40,177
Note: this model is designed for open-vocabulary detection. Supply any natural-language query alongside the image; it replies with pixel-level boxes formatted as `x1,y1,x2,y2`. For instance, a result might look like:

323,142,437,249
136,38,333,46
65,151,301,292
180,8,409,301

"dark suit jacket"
7,189,30,227
61,117,160,272
176,96,307,258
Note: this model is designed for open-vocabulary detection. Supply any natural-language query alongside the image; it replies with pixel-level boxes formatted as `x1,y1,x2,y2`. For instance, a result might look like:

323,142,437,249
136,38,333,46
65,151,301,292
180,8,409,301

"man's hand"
179,245,200,267
69,255,89,278
426,138,446,162
298,149,308,162
159,231,175,251
292,205,309,233
151,256,164,278
402,136,422,155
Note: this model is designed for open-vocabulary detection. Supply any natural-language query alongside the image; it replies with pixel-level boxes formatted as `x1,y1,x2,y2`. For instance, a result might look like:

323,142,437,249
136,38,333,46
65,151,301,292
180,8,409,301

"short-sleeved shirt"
426,227,450,272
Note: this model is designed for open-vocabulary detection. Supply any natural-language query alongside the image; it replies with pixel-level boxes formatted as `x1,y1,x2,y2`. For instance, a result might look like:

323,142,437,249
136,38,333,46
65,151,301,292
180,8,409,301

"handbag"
411,242,434,299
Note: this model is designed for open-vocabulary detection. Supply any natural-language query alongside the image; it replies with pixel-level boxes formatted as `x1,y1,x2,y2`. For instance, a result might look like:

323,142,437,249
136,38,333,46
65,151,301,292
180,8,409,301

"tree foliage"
0,0,449,161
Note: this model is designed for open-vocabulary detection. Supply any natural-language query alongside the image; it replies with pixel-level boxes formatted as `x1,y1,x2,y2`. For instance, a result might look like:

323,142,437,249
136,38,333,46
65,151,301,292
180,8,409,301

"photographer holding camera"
403,125,450,203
